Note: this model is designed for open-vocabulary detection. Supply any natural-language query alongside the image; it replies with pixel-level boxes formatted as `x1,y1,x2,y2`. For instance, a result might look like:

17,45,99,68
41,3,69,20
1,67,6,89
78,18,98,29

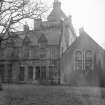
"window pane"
41,66,46,80
49,66,54,80
75,51,82,70
28,66,33,80
35,66,40,80
19,66,25,81
7,64,12,83
0,64,5,82
85,50,92,70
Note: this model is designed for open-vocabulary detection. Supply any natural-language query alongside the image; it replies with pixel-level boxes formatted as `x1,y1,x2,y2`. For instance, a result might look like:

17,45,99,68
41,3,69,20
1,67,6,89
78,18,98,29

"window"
35,66,40,80
41,66,46,80
28,66,33,80
0,64,5,82
0,49,4,57
35,66,47,80
29,48,32,58
85,50,93,70
49,66,54,80
75,50,83,70
74,50,93,71
50,59,57,66
24,48,29,57
49,66,57,80
7,64,12,83
19,66,25,81
50,48,56,58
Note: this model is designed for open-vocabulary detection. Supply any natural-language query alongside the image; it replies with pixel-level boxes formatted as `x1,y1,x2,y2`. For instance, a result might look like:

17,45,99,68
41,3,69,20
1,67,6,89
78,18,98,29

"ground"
0,84,104,105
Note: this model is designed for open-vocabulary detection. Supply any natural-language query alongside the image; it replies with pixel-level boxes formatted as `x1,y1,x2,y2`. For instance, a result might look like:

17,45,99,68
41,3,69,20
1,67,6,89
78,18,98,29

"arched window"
85,50,93,70
75,50,83,70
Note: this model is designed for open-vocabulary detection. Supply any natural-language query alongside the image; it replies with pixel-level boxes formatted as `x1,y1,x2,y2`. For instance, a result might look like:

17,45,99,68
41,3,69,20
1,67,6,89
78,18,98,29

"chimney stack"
23,23,29,33
34,18,42,30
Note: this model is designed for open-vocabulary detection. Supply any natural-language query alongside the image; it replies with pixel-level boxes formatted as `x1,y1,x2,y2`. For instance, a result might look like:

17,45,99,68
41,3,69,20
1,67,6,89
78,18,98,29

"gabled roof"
38,33,48,43
63,30,104,57
23,35,31,45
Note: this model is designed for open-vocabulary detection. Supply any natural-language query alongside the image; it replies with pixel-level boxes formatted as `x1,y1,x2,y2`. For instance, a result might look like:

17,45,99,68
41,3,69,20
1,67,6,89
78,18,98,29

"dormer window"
38,33,48,49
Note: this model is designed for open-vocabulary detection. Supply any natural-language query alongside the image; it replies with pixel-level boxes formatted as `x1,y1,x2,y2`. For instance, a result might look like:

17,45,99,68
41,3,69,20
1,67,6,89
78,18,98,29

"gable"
38,33,48,43
62,31,105,70
68,32,104,52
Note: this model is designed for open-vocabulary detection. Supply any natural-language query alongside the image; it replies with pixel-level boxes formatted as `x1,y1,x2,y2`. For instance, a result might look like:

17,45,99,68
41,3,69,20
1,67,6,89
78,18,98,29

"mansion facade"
0,0,104,86
0,0,76,84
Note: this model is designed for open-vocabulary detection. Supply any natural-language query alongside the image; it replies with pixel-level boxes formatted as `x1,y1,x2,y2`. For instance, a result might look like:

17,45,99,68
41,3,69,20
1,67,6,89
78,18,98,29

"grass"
0,84,104,105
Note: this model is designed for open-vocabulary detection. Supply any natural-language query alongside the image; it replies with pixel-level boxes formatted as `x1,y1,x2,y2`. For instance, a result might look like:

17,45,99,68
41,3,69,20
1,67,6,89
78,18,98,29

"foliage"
0,0,49,47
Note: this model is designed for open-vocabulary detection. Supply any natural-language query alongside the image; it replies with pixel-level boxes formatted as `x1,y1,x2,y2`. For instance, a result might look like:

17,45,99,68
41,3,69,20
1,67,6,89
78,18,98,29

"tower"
53,0,61,9
47,0,66,21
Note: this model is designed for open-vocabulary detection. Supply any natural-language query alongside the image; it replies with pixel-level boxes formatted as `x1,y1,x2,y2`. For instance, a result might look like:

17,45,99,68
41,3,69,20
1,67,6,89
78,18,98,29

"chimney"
34,18,42,30
23,23,29,33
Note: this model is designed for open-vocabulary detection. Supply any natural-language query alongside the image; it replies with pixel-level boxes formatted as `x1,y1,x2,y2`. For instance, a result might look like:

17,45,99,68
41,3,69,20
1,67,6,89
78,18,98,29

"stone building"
0,0,104,86
61,28,105,86
0,0,76,84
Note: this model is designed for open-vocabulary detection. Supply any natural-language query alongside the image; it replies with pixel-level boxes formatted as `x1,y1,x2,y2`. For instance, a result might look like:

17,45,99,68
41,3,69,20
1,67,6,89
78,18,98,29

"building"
0,0,76,84
0,0,104,86
61,28,105,86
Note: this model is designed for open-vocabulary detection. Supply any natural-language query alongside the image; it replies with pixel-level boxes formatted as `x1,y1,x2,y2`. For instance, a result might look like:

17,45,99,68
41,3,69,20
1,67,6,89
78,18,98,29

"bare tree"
0,0,49,47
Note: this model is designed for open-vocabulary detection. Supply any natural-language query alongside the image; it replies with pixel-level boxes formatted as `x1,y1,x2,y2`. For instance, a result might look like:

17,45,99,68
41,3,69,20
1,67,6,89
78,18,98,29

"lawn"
0,84,104,105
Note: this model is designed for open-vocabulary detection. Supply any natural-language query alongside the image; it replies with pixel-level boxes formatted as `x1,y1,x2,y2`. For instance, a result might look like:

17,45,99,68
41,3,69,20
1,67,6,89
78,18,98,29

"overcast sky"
57,0,105,48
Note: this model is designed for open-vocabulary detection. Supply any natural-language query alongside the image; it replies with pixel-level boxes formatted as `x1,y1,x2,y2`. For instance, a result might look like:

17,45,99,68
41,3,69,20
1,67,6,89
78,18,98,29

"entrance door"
0,64,5,83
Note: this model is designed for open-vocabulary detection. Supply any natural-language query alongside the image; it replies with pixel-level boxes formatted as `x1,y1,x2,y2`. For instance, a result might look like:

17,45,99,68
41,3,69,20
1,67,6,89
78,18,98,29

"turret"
47,0,66,21
53,0,61,9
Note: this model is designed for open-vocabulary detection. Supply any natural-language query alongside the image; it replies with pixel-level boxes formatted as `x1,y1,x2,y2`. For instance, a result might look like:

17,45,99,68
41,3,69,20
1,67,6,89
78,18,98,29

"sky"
53,0,105,48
